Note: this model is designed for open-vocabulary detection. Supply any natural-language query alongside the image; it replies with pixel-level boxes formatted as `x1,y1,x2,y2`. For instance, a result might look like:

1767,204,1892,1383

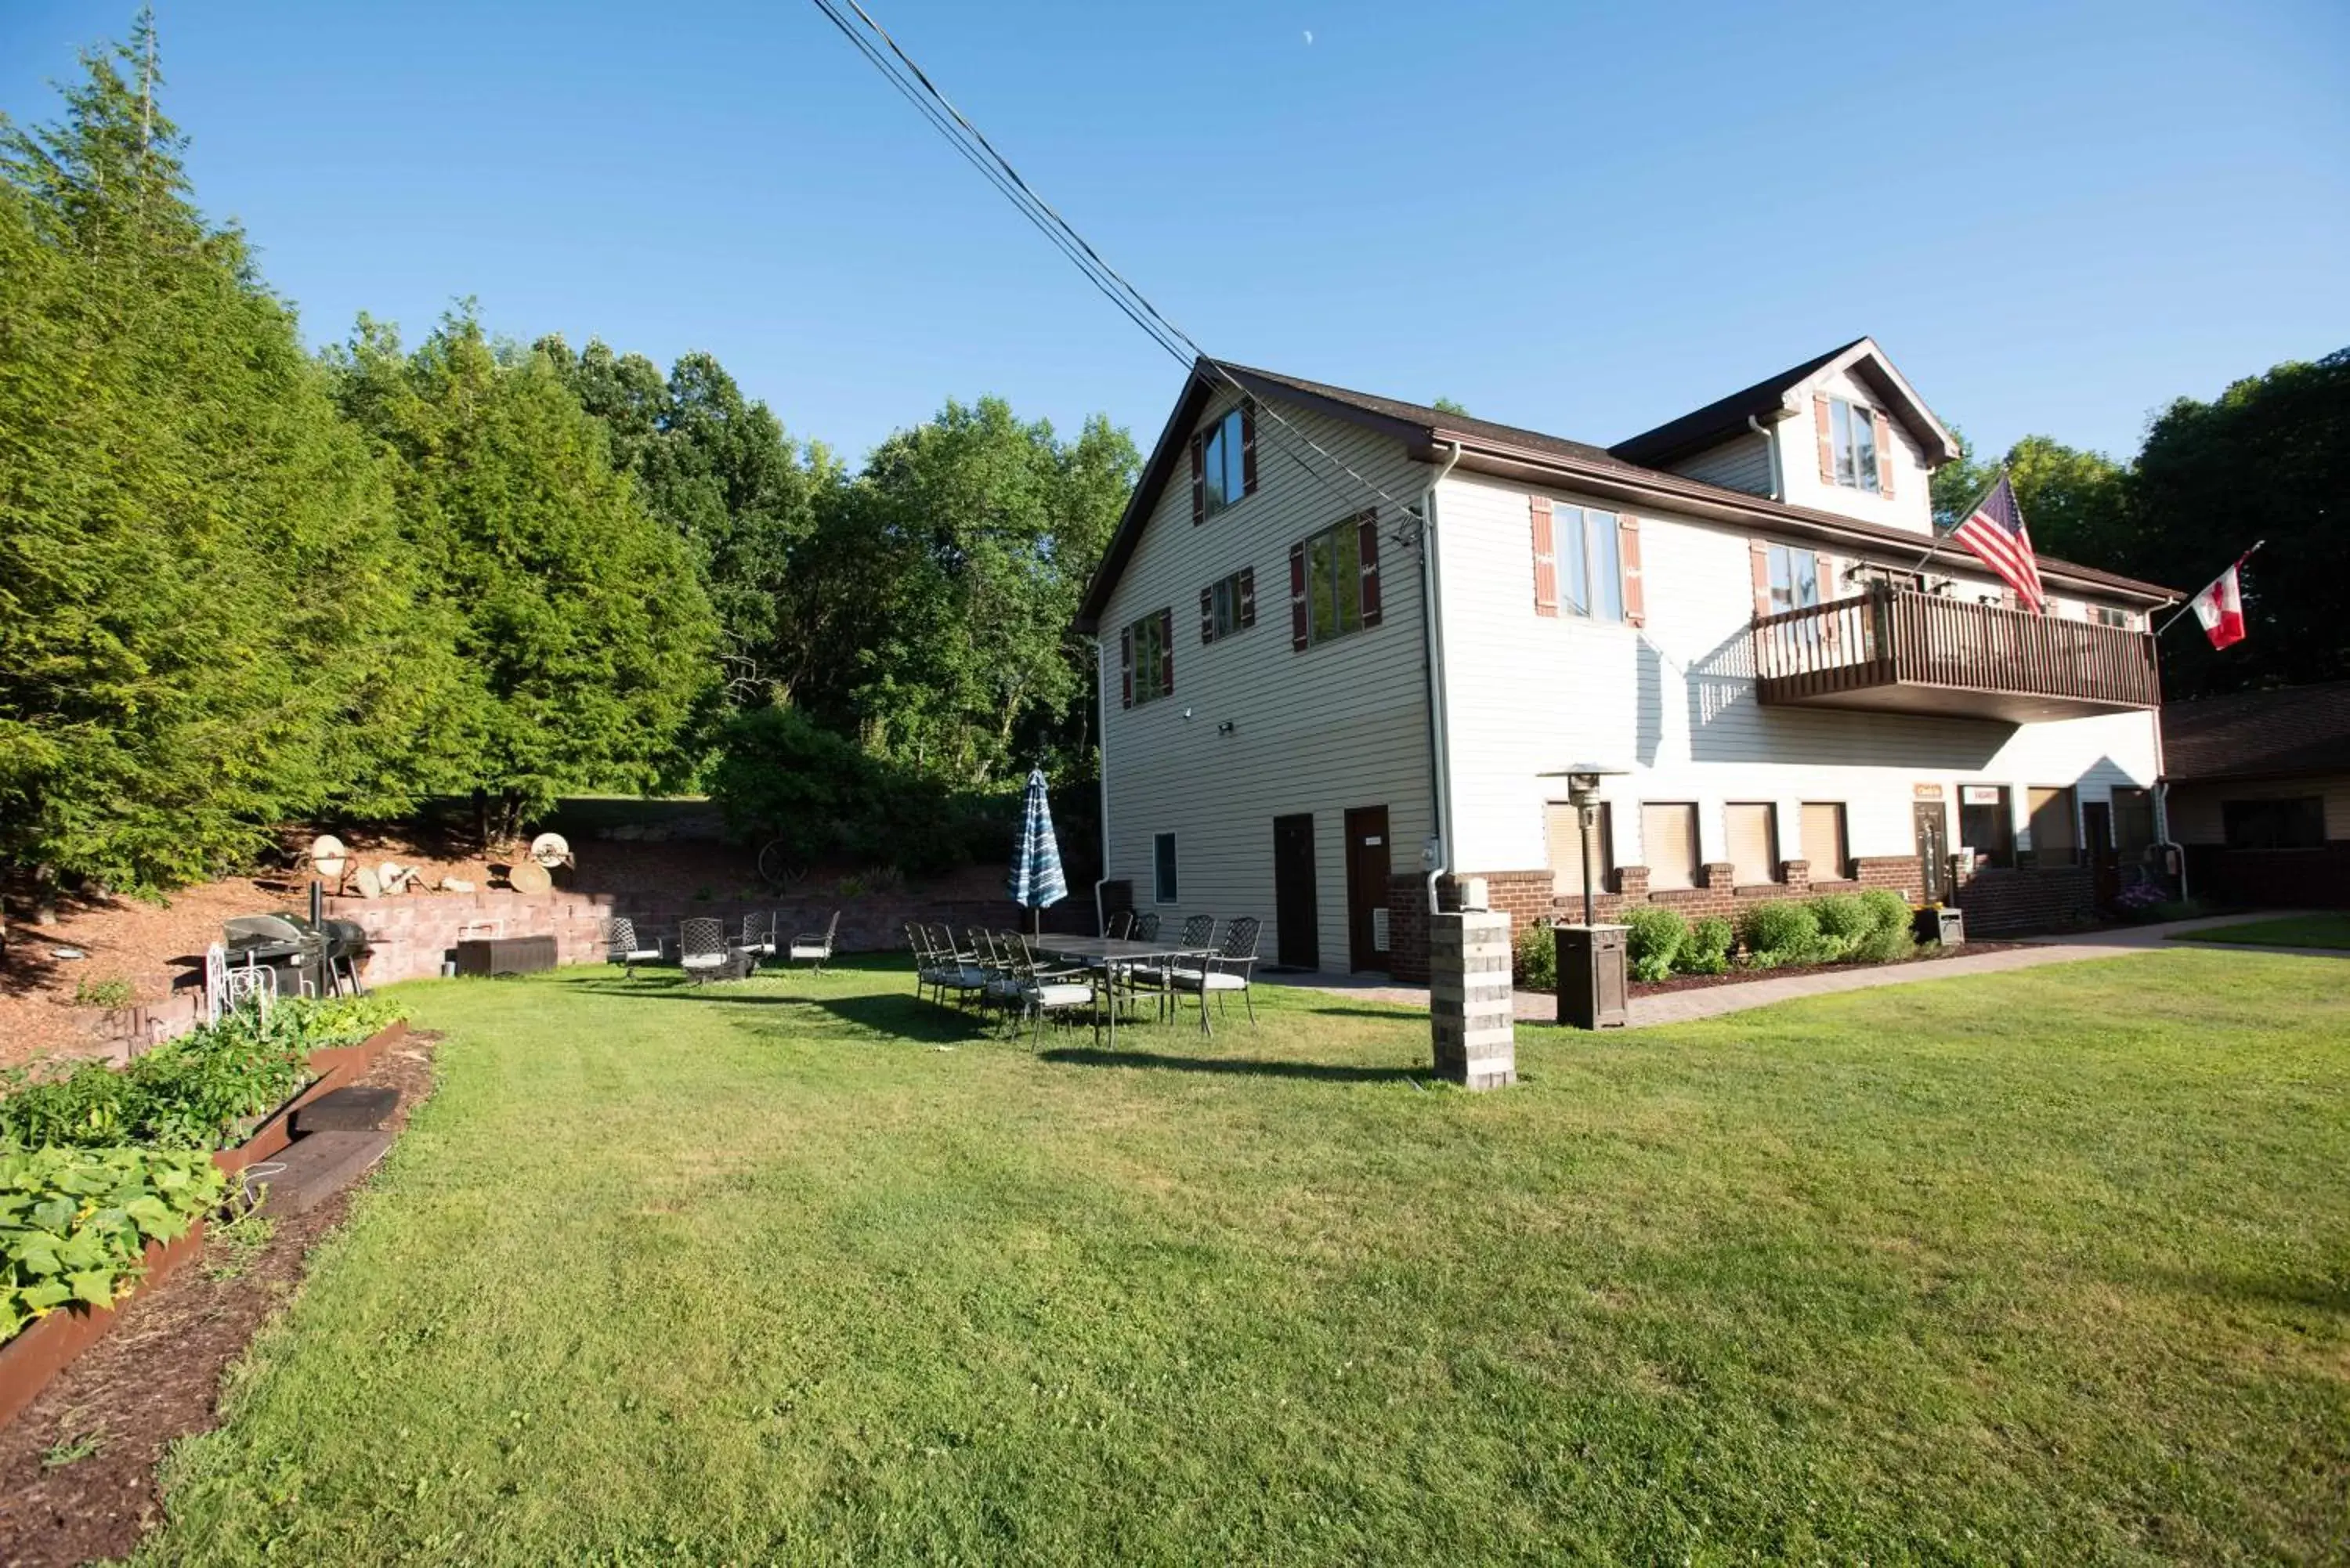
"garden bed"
1625,940,2028,996
0,1031,436,1566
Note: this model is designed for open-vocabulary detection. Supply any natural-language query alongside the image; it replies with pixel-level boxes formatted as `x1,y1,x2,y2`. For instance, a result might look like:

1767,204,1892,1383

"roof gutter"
1421,440,1464,915
1747,414,1783,501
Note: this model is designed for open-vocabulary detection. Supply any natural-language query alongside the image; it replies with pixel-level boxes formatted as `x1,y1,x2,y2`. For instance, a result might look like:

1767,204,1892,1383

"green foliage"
1853,923,1916,966
1679,916,1734,976
1622,907,1688,983
705,706,1012,876
330,314,721,829
1810,893,1872,959
1738,900,1821,967
0,994,404,1153
1,1145,225,1344
1860,888,1913,938
71,977,135,1010
1513,920,1557,989
0,39,458,891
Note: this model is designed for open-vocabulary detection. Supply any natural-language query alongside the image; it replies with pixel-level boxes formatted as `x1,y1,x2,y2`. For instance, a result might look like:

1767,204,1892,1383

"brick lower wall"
1386,856,1927,982
330,886,1080,987
1949,864,2095,934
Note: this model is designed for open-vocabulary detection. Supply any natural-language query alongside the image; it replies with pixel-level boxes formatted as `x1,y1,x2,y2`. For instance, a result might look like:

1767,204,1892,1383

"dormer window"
1828,396,1881,493
1191,403,1256,522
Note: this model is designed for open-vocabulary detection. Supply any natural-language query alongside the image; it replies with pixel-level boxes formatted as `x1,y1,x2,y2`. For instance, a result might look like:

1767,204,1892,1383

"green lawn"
2172,912,2350,950
139,953,2348,1565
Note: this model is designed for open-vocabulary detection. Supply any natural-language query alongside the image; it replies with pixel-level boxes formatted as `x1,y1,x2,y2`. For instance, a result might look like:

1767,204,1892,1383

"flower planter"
0,1222,206,1430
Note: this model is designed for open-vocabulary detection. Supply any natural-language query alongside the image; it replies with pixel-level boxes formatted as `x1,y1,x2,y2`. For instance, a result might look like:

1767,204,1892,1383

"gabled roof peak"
1611,337,1959,471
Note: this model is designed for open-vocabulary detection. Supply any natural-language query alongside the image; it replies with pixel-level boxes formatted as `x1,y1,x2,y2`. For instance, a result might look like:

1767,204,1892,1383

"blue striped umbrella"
1007,768,1068,916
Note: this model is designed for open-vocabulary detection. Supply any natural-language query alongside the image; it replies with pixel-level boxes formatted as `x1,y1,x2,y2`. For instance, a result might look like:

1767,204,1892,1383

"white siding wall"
1669,431,1774,497
1772,364,1936,536
1098,399,1433,970
2167,775,2350,844
1434,468,2162,887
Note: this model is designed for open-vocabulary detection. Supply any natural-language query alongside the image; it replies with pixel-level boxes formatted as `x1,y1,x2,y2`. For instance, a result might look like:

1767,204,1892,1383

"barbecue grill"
221,912,371,998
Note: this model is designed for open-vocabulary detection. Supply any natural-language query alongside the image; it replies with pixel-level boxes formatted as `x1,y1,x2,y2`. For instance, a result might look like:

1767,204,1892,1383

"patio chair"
969,928,1023,1021
1130,914,1215,1023
679,917,736,984
929,924,988,1009
601,917,665,977
1005,931,1101,1047
786,909,841,974
1170,916,1261,1034
1104,909,1135,939
1131,912,1161,941
909,923,986,1009
739,911,779,959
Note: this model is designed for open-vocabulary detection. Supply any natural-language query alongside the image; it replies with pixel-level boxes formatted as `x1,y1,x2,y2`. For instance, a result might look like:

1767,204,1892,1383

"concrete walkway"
1262,913,2338,1029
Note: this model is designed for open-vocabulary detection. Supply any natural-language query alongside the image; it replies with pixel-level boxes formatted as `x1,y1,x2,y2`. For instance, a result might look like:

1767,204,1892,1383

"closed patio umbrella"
1007,768,1068,931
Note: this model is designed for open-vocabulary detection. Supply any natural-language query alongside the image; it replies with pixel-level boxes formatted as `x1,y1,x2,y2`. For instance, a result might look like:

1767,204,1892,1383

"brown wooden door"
2084,800,2118,909
1914,800,1950,903
1344,805,1391,972
1272,814,1318,970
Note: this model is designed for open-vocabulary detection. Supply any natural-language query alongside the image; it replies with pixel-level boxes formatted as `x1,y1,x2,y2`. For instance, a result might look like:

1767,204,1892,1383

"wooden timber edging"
0,1018,410,1431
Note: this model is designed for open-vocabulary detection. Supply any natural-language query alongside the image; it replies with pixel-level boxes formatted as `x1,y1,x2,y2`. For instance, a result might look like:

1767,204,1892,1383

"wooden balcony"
1752,587,2160,722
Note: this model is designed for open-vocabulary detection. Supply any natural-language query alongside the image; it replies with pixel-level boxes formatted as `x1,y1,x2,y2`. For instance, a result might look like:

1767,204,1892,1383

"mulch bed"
1522,941,2034,1003
0,1034,439,1568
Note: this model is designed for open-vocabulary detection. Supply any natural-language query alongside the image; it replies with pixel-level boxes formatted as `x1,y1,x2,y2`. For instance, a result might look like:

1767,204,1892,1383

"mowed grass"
139,952,2348,1565
2173,912,2350,950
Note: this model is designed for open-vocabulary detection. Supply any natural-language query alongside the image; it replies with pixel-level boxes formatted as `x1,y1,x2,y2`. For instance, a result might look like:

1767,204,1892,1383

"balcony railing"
1752,587,2160,722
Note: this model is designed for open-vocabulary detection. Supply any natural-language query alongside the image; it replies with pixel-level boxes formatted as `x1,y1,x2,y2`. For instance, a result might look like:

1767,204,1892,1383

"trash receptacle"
1554,923,1629,1029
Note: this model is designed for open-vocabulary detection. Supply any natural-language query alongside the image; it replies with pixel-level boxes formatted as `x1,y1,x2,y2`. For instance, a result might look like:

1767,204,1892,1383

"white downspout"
1748,414,1782,500
1087,634,1113,935
1422,440,1465,914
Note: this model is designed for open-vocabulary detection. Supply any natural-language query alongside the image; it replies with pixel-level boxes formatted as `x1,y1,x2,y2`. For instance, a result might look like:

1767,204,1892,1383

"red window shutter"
1119,626,1133,709
1618,514,1646,628
1157,609,1174,695
1529,496,1559,616
1289,543,1310,652
1871,410,1896,498
1189,433,1206,525
1240,399,1259,497
1358,510,1382,627
1199,584,1216,645
1813,394,1835,483
1749,540,1773,620
1814,551,1838,602
1238,566,1256,627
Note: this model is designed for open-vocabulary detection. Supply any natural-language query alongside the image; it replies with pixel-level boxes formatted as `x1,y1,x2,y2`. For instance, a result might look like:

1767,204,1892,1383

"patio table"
1029,935,1209,1046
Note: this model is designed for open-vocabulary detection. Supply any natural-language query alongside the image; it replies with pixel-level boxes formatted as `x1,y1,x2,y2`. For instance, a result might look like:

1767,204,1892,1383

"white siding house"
1076,343,2179,975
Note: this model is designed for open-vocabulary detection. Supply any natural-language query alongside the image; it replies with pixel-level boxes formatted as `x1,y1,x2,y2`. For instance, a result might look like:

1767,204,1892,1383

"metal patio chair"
679,916,737,984
786,909,841,974
1170,916,1262,1034
602,917,665,978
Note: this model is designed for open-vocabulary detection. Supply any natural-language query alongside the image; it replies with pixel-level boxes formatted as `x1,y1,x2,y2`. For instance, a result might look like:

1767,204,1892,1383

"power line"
806,0,1423,533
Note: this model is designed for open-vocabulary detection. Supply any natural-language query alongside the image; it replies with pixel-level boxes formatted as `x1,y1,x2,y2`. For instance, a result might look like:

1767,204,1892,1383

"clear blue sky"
5,1,2345,467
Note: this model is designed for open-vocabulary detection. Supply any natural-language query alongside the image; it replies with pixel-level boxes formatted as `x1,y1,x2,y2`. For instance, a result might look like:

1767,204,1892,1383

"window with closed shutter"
2026,786,2078,865
1800,802,1848,879
1546,800,1614,899
1640,803,1700,891
1724,803,1778,885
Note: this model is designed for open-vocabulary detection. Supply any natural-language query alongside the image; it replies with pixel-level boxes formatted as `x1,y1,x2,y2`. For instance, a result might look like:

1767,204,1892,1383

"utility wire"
807,0,1423,533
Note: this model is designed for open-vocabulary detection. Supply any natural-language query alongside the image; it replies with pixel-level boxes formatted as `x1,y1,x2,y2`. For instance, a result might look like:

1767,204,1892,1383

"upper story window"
1199,567,1256,644
2089,605,2135,630
1828,396,1882,493
1532,500,1628,622
1289,511,1383,651
1766,543,1820,615
1119,608,1173,709
1192,404,1256,522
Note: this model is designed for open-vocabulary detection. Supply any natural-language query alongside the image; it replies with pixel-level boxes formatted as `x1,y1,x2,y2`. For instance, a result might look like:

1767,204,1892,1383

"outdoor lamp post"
1538,764,1631,1030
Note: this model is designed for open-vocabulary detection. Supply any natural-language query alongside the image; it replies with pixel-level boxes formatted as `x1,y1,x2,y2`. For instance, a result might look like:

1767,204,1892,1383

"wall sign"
1913,783,1944,800
1961,785,2003,805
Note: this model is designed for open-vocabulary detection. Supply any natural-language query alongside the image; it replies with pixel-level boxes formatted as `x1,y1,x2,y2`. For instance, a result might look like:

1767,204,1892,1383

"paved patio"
1264,914,2337,1028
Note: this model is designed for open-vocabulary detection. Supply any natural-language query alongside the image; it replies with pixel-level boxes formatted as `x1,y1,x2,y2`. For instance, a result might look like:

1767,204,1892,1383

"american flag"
1950,472,2046,612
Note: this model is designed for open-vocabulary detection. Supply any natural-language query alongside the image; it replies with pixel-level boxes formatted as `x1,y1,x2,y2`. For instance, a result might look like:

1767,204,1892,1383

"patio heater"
1538,764,1630,1030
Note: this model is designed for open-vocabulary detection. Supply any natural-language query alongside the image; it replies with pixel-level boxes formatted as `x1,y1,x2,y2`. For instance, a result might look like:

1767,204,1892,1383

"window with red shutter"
1202,569,1253,642
1122,611,1171,703
1238,566,1256,627
1199,585,1216,645
1618,514,1645,627
1290,511,1382,649
1158,609,1173,696
1529,496,1559,616
1871,409,1896,499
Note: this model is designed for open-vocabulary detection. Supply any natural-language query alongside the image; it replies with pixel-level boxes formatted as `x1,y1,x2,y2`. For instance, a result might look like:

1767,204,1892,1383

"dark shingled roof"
1608,338,1863,468
2162,681,2350,782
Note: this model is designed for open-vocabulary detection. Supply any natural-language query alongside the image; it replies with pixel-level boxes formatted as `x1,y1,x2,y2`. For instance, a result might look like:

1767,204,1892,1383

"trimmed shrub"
1679,916,1734,975
1739,899,1821,967
1860,887,1912,938
1853,923,1915,965
1623,907,1689,982
1810,892,1871,959
1514,920,1558,990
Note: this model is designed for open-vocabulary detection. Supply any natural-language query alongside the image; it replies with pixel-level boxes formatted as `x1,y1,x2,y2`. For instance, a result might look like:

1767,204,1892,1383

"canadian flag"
2189,559,2248,650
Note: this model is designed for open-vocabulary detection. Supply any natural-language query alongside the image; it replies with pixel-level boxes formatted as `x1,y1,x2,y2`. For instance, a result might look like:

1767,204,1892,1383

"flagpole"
2154,540,2265,638
1902,464,2008,581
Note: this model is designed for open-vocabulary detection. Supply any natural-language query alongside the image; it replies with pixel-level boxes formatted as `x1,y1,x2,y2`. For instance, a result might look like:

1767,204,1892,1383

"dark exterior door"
1914,801,1950,903
2084,800,2118,909
1344,805,1391,972
1272,815,1318,970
